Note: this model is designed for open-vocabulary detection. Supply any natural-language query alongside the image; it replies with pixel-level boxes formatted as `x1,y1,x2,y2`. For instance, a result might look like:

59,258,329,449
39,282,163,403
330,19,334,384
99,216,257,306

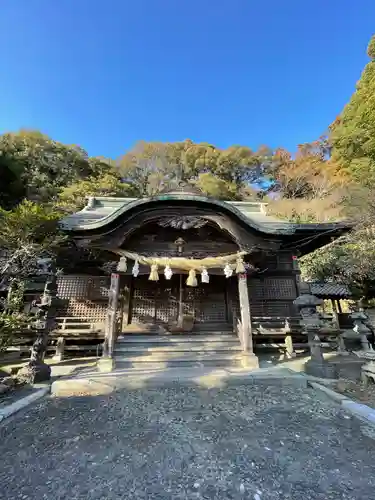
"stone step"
113,355,246,370
191,327,234,333
114,352,244,363
123,323,234,335
121,331,234,337
117,335,237,343
114,361,244,370
114,344,242,353
51,367,307,396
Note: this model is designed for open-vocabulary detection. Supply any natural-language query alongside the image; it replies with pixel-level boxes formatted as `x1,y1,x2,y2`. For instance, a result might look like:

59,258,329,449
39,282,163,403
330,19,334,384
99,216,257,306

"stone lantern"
293,286,335,378
18,272,58,383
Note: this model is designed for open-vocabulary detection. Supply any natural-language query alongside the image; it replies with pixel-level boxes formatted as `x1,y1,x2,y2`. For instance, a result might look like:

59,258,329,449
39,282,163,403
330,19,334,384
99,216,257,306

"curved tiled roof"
60,195,349,237
310,282,352,298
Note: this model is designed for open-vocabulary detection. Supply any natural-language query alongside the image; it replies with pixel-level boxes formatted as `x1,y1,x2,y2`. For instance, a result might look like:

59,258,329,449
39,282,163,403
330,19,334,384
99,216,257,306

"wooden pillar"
120,276,131,332
292,254,302,295
98,272,120,372
238,273,252,352
177,273,184,327
237,273,259,368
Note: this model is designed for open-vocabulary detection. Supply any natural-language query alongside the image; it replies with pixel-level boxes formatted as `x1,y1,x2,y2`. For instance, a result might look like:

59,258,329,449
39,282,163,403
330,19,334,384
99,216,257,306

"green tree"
367,34,375,59
0,311,29,354
213,146,258,189
118,141,174,196
168,140,218,178
0,281,29,355
300,229,375,298
0,130,116,207
0,200,64,286
0,201,65,353
193,173,239,200
330,34,375,186
118,140,271,196
0,151,25,209
118,140,218,195
58,173,136,210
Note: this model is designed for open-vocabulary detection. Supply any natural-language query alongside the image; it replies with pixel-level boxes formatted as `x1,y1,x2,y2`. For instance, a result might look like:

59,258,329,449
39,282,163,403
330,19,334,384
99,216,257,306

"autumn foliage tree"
266,140,347,222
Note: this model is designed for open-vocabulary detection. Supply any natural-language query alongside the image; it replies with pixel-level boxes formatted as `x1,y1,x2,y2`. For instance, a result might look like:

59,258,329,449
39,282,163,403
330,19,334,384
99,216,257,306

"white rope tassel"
132,260,140,277
164,264,173,280
186,269,198,287
224,263,233,278
117,256,127,272
201,267,210,283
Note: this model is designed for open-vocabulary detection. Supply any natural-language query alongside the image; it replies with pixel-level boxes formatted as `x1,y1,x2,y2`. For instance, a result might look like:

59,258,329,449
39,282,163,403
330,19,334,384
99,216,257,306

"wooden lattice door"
185,276,228,324
130,274,228,327
130,275,179,325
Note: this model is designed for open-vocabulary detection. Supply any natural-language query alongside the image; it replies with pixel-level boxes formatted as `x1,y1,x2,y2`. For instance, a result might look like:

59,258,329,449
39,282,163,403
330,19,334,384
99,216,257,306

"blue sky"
1,1,374,158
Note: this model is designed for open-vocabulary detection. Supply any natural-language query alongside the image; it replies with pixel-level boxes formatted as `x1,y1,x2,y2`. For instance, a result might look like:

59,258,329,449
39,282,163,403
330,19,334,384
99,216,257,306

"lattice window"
196,301,227,322
57,275,110,299
57,276,88,299
183,301,195,316
155,300,178,323
251,300,294,318
229,282,296,321
56,275,110,320
55,299,108,320
133,287,157,299
249,278,296,300
131,295,156,323
185,287,207,300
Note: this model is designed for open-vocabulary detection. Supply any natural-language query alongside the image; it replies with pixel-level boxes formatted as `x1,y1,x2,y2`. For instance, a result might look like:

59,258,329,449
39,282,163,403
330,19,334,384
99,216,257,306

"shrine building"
57,183,348,370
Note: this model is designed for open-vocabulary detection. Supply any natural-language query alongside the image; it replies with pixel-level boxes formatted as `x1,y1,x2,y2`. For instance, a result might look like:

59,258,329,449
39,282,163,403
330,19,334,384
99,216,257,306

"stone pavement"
1,382,375,499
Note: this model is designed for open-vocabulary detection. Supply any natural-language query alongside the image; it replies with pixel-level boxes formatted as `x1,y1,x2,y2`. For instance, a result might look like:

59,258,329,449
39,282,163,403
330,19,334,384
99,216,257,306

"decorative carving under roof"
157,216,207,230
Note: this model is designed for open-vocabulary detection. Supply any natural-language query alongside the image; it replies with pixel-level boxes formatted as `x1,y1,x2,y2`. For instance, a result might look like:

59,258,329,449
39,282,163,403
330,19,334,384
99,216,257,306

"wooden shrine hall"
58,183,348,370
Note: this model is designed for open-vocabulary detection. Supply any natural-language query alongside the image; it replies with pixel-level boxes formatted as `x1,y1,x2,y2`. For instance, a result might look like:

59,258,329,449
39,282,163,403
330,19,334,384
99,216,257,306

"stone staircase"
114,327,244,369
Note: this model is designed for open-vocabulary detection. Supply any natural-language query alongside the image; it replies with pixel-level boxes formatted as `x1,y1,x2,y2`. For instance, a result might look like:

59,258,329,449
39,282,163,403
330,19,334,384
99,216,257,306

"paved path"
1,383,375,499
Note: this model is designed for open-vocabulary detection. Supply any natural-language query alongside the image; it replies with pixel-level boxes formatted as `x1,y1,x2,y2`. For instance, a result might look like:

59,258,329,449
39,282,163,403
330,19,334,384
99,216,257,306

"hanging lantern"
148,263,159,281
117,256,127,273
224,263,233,278
186,269,198,287
132,260,140,277
164,264,173,280
235,256,246,274
201,267,209,283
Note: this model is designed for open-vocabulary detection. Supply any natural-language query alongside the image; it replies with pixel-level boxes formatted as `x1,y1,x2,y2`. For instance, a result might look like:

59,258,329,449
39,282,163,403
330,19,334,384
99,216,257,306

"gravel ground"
333,379,375,410
0,385,37,409
1,383,375,500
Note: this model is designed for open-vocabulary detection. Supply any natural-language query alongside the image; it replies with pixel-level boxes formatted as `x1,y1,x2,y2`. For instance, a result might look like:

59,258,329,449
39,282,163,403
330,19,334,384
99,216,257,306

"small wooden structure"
310,282,352,313
309,282,354,330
